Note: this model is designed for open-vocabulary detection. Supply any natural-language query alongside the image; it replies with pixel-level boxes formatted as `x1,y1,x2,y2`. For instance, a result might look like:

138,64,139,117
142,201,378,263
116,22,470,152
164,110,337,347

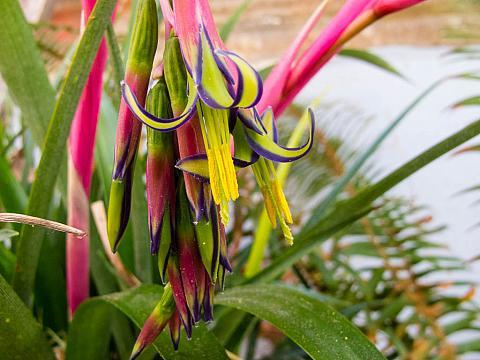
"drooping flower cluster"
107,0,425,357
107,0,313,356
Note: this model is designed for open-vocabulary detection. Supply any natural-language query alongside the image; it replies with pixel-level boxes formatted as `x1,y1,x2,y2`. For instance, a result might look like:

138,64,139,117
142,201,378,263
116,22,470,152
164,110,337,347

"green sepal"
126,0,158,76
194,213,220,282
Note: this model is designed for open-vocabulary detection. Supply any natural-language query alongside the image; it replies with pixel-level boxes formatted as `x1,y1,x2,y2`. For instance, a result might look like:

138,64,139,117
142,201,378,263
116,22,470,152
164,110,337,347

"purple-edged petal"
196,27,235,109
261,107,279,143
175,154,210,182
217,49,263,109
232,114,260,167
203,274,214,322
237,109,266,135
167,255,191,335
169,310,182,351
245,108,315,163
121,80,197,131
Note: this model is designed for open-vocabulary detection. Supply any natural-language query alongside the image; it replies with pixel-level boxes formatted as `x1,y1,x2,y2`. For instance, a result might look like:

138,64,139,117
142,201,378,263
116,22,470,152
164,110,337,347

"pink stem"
256,0,328,115
66,0,114,316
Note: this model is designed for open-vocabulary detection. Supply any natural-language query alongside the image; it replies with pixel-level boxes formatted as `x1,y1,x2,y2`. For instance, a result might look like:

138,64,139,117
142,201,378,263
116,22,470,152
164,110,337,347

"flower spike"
130,284,175,360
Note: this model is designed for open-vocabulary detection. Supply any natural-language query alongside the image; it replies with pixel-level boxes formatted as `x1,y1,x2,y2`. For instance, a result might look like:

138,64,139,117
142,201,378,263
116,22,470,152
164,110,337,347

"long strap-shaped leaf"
12,0,118,307
216,284,385,360
303,79,444,234
0,0,69,196
0,0,55,148
0,274,54,359
67,284,229,360
252,118,480,283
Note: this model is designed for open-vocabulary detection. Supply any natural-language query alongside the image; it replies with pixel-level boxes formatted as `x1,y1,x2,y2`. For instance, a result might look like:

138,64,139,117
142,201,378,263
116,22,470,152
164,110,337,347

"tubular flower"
130,284,176,360
107,0,158,251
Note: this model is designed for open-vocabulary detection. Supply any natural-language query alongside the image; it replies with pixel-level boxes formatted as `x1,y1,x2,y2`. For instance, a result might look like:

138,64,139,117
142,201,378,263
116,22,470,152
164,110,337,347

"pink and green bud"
108,0,158,250
130,284,175,360
168,310,182,351
202,272,214,322
175,179,203,323
194,203,221,282
167,251,192,338
218,218,232,290
107,161,135,252
145,78,176,279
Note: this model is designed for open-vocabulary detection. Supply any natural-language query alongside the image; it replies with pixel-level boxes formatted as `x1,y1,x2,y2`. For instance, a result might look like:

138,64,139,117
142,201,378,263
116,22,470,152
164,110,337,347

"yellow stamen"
273,179,292,224
198,103,238,225
252,158,294,244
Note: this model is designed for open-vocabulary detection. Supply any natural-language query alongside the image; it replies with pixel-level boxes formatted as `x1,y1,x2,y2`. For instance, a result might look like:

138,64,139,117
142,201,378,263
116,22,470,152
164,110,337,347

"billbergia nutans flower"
105,0,426,356
122,0,314,230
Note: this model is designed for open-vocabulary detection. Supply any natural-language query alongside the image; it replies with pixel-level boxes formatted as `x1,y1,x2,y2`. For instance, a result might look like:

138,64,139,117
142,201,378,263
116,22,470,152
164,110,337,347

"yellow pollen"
253,159,294,244
273,179,293,224
198,104,239,226
261,187,277,228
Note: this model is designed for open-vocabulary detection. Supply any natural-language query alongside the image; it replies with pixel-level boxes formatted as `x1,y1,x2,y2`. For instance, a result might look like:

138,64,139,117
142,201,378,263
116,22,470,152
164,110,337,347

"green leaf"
0,0,55,148
13,0,118,307
0,156,27,213
67,284,228,360
339,48,405,79
303,79,444,233
254,118,480,283
452,95,480,108
220,0,252,42
216,284,384,360
0,274,54,359
0,0,68,196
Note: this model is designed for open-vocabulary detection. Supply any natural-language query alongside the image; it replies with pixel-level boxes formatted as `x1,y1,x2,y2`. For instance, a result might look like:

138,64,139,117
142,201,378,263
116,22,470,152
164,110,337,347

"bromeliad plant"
4,0,480,359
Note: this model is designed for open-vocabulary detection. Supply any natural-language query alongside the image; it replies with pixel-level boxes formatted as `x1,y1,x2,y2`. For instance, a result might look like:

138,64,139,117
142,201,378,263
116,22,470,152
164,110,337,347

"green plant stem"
13,0,118,307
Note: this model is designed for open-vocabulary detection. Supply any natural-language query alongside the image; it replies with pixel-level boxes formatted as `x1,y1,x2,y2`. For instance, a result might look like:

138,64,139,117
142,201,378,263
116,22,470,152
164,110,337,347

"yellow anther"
279,218,294,245
207,148,220,204
273,179,293,224
261,187,277,228
220,199,230,226
222,143,239,200
214,147,230,199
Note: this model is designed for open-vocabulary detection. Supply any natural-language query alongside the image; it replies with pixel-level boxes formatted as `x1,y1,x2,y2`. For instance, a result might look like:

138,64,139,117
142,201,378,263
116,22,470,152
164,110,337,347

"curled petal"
261,107,279,143
217,50,263,108
245,109,315,162
197,28,235,108
121,79,197,131
232,115,260,167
